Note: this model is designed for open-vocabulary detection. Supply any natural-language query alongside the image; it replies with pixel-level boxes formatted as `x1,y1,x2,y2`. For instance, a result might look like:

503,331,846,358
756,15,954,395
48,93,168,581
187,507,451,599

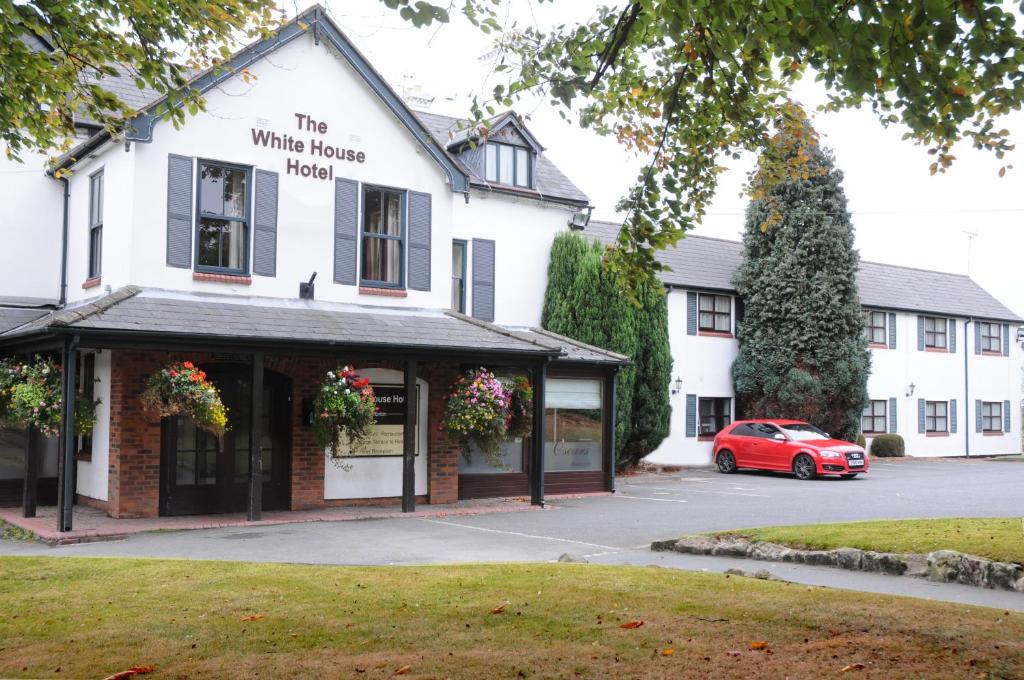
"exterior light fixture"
905,382,915,397
1016,326,1024,348
567,206,593,230
671,377,683,395
300,272,317,300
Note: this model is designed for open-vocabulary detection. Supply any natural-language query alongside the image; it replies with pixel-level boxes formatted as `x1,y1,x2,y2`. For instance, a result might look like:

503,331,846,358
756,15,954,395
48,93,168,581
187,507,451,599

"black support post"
57,337,78,532
530,360,547,507
604,368,619,493
248,352,264,521
402,360,417,513
21,426,38,518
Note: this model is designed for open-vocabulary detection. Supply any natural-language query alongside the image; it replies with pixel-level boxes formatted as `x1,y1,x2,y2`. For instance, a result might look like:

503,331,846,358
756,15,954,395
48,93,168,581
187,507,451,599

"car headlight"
819,450,841,459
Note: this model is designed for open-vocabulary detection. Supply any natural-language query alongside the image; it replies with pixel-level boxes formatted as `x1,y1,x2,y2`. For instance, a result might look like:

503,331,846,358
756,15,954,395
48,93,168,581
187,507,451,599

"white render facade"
583,222,1023,466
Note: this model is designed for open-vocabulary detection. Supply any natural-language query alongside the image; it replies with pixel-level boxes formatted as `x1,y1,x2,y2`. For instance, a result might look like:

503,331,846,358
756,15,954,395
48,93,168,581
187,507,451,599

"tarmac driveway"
3,457,1022,566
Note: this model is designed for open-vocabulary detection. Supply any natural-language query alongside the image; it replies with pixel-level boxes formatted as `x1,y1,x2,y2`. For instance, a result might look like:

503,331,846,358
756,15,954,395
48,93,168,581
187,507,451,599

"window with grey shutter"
916,315,924,351
252,169,278,276
975,399,982,433
166,154,193,268
950,398,957,434
471,238,495,322
917,398,925,433
685,394,697,437
888,313,896,349
686,292,697,335
1002,324,1010,356
1004,400,1012,432
334,178,359,285
407,191,432,291
734,298,745,335
888,397,897,433
974,322,982,354
948,319,956,353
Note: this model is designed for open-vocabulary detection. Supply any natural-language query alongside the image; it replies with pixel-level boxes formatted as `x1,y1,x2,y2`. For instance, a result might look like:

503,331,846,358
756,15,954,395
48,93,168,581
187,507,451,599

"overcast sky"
312,1,1023,318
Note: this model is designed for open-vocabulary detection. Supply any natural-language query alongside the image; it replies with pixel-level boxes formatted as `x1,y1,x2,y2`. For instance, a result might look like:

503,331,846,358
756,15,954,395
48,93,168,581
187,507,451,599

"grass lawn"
712,517,1024,564
1,558,1023,678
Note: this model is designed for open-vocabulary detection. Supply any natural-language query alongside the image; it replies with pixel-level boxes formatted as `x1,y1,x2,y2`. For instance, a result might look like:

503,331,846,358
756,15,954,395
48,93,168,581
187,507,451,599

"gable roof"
584,220,1022,323
52,5,469,194
416,111,589,205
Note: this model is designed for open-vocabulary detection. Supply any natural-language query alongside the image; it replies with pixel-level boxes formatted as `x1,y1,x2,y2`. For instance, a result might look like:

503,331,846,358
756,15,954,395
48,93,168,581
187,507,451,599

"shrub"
855,433,866,448
870,434,905,458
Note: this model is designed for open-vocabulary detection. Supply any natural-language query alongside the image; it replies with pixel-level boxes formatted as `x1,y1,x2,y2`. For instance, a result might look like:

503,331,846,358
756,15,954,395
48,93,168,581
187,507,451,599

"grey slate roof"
0,305,51,335
584,220,1022,322
0,288,623,364
415,111,589,205
508,327,630,366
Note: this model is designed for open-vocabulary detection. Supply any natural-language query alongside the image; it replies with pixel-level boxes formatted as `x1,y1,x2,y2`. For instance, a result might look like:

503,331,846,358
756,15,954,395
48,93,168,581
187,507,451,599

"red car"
712,419,868,480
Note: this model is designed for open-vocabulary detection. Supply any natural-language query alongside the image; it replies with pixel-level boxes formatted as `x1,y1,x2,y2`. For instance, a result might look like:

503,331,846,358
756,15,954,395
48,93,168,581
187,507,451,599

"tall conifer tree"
731,120,870,440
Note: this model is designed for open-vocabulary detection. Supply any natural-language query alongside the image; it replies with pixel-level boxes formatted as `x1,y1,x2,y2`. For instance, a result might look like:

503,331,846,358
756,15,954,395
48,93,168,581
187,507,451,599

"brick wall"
100,351,461,517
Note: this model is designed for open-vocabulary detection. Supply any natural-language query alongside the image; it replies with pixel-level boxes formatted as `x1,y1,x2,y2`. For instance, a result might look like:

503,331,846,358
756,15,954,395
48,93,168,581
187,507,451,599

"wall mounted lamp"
905,382,915,397
671,377,683,395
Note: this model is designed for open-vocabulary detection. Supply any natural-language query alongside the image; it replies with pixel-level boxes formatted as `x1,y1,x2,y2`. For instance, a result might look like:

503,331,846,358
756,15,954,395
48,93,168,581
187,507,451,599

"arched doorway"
159,364,291,516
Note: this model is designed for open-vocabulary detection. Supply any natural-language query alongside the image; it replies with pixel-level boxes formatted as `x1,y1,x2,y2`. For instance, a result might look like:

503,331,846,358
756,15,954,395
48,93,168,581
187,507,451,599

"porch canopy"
0,287,627,532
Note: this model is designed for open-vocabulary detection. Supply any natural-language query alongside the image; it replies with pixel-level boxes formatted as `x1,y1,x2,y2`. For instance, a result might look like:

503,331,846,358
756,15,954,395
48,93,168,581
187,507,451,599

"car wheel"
716,450,737,474
840,473,858,479
793,454,817,481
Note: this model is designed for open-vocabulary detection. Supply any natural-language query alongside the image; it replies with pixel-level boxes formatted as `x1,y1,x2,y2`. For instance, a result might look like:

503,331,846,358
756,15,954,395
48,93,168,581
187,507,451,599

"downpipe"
58,175,70,308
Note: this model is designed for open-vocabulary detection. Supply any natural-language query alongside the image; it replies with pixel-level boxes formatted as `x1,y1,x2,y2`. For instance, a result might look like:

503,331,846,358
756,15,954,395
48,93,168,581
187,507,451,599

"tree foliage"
1,0,279,163
542,231,671,466
731,117,870,441
396,0,1021,292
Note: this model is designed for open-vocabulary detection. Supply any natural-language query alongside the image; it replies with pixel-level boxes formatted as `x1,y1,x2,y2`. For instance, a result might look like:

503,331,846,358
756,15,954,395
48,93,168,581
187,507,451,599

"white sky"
309,1,1024,318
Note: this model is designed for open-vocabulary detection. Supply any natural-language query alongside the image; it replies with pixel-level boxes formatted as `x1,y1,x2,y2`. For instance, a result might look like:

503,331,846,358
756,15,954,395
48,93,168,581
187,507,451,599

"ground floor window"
861,400,887,434
458,439,524,474
926,401,948,433
544,378,603,472
982,402,1003,433
698,397,731,436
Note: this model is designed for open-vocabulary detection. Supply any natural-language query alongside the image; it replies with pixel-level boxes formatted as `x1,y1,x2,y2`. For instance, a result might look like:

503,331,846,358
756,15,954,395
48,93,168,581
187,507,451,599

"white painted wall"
0,148,63,300
323,367,428,499
75,350,110,501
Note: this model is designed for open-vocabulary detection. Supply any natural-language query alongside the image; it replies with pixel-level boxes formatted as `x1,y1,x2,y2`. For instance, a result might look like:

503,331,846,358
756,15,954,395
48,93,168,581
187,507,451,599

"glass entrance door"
161,365,290,516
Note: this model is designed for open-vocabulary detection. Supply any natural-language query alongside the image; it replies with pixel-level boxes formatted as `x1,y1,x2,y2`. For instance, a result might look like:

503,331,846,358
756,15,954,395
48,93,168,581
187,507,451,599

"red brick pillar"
425,364,460,504
107,350,164,518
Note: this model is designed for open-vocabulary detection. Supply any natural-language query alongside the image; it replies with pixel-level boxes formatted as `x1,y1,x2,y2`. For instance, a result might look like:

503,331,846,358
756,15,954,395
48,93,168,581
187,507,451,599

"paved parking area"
3,457,1022,565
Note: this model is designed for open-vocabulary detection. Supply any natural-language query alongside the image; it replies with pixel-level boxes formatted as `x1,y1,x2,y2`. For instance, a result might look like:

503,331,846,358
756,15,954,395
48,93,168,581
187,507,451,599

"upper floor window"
484,143,531,188
197,161,249,273
925,401,948,433
864,311,886,345
362,187,404,287
698,397,731,436
88,170,103,278
980,322,1001,353
698,293,731,333
982,401,1003,433
923,316,947,349
861,400,886,434
451,240,467,313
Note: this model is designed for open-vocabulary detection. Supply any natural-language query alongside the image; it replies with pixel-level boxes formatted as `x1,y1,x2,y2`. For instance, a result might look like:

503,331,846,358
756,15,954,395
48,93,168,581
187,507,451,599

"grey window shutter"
888,397,897,433
333,178,359,285
734,297,745,335
888,313,896,349
975,399,982,433
252,169,278,276
917,398,925,433
974,322,982,354
471,238,495,322
1004,400,1011,432
685,394,697,437
950,398,957,434
1002,324,1010,356
948,318,956,353
407,191,432,291
686,292,697,335
166,154,193,268
916,315,924,351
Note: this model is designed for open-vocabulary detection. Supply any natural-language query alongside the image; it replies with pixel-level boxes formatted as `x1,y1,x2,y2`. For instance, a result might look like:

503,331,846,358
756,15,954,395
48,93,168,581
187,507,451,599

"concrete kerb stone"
652,535,1024,592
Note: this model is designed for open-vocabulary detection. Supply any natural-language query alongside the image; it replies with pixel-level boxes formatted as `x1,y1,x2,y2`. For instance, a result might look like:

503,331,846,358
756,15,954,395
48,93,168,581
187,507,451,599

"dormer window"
484,142,531,188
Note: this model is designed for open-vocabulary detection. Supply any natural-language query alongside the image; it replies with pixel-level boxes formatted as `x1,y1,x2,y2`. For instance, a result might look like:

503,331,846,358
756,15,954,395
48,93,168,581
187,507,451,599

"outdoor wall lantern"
905,382,915,397
1016,326,1024,348
567,206,593,230
671,377,683,395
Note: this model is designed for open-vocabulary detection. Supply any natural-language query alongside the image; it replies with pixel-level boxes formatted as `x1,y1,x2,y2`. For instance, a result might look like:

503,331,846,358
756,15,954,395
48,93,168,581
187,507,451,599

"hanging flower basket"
504,375,533,440
140,361,228,437
0,356,100,438
441,368,510,466
312,366,378,462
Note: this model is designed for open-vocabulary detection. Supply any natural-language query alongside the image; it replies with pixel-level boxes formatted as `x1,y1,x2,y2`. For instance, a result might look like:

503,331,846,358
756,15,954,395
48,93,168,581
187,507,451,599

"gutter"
57,176,70,307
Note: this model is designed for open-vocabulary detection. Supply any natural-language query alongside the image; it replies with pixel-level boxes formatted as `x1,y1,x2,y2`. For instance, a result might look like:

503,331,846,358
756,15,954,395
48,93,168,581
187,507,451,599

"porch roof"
0,287,622,365
0,298,54,335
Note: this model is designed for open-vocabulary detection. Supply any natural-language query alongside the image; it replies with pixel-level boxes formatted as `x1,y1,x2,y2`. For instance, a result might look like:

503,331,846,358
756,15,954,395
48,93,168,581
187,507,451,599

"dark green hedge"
870,434,905,458
855,433,866,448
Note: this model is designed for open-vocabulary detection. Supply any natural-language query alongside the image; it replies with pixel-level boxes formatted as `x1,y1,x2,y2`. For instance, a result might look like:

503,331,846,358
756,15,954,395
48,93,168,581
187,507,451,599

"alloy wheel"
717,451,736,474
793,455,816,480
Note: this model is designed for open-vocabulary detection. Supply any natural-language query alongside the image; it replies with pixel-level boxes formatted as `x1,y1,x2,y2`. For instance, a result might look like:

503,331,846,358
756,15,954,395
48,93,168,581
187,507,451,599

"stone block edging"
651,535,1024,593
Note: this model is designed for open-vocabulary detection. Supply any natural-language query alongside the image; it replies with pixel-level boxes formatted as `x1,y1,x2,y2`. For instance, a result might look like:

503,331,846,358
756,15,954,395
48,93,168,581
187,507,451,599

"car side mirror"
773,433,785,441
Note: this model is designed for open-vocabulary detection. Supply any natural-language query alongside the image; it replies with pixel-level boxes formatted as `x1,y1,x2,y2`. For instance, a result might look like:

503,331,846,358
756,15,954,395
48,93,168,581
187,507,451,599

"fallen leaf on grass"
726,650,741,657
103,666,156,680
619,620,644,629
840,663,866,673
240,614,265,622
490,604,507,615
750,641,769,650
661,649,674,656
395,665,412,675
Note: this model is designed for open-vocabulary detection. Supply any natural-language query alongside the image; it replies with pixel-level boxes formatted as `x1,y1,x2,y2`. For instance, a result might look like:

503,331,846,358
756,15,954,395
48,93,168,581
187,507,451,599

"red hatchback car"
713,419,868,480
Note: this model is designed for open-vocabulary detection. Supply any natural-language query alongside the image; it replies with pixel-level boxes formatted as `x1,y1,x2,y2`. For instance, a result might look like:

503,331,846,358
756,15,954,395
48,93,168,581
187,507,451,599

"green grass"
1,557,1023,678
712,518,1024,564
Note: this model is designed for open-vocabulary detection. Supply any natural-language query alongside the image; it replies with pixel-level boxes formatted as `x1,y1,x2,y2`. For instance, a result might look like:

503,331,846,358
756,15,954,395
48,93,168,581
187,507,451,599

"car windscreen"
779,423,830,441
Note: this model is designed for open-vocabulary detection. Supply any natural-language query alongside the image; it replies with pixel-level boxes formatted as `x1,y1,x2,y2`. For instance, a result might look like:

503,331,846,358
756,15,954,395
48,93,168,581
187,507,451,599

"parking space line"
414,518,622,552
614,494,690,503
623,485,769,498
